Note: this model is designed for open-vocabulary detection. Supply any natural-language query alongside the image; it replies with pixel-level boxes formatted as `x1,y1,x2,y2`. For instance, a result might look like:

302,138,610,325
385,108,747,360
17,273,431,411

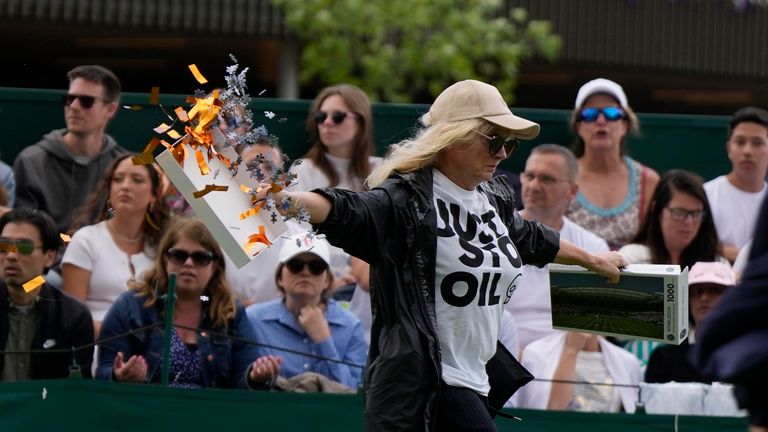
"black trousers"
434,384,496,432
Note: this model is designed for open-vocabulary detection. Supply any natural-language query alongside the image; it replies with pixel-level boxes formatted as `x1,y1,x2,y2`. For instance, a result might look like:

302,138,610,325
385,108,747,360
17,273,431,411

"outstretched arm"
555,239,628,283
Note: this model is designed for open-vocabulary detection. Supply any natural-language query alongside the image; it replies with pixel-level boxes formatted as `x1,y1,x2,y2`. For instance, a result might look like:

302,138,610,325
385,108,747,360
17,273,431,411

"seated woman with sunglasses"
565,78,660,250
618,170,729,368
96,218,281,388
245,232,367,390
253,80,627,431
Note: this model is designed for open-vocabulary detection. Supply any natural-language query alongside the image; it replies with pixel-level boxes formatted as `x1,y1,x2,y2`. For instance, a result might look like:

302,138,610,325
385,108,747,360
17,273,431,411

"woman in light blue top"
246,232,367,389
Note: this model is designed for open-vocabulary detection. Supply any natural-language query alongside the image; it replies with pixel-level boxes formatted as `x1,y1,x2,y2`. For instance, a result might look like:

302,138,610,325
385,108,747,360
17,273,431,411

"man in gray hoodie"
13,65,126,233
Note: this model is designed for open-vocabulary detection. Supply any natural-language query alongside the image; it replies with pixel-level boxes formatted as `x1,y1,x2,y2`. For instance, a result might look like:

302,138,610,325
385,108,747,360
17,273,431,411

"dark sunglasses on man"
62,94,111,109
578,106,625,123
285,257,328,275
473,130,519,158
313,110,356,125
165,248,215,267
0,238,42,255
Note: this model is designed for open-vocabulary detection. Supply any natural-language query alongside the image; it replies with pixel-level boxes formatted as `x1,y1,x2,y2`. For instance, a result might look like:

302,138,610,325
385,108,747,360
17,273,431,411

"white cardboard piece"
155,134,286,269
548,264,689,344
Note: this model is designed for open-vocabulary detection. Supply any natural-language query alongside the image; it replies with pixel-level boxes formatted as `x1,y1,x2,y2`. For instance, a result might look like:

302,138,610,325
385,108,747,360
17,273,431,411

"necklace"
107,220,143,243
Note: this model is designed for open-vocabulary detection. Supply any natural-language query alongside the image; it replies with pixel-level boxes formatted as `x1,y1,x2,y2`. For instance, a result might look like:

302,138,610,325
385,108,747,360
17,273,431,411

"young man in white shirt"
704,107,768,262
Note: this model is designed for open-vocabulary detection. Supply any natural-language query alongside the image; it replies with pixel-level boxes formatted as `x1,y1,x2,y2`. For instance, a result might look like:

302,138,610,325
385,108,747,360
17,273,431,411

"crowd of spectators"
1,66,766,427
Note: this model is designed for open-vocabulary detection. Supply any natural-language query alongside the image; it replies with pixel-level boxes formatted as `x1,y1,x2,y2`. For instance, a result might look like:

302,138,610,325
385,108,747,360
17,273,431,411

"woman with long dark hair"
620,170,722,269
619,169,727,367
62,153,171,335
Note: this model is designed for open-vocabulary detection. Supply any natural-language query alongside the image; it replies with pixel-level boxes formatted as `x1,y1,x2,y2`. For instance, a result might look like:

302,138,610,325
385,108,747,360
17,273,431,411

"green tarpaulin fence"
0,379,748,431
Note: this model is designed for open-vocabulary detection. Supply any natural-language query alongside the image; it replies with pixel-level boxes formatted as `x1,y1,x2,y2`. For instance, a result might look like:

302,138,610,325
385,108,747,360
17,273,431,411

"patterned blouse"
167,330,203,388
566,156,648,250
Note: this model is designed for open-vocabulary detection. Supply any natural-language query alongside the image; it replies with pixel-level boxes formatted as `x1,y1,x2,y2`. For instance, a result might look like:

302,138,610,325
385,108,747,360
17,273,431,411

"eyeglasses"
165,248,215,267
666,207,706,222
690,284,727,298
578,107,625,123
521,171,570,186
313,110,355,125
473,130,519,158
285,257,328,275
0,238,43,255
62,94,110,109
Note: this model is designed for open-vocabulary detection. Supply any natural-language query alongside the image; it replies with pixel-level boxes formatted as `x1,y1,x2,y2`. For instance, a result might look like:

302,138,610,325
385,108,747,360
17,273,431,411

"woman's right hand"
113,351,148,382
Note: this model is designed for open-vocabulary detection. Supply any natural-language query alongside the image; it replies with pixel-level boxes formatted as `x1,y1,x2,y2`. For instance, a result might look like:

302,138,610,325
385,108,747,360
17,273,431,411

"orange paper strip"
192,184,228,199
59,233,71,243
243,226,272,254
153,123,172,134
239,184,253,194
239,207,260,220
167,130,182,139
149,86,160,105
22,275,45,293
175,106,189,122
195,149,210,175
188,64,209,84
131,153,155,166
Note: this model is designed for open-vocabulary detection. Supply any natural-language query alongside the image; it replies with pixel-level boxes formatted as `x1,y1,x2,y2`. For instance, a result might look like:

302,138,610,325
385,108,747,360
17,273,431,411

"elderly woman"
96,218,281,388
566,78,660,250
246,232,367,389
256,80,627,431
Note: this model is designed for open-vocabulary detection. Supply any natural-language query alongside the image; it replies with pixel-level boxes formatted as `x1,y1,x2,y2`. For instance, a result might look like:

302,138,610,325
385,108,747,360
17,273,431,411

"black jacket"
691,195,768,426
315,167,559,431
0,281,94,379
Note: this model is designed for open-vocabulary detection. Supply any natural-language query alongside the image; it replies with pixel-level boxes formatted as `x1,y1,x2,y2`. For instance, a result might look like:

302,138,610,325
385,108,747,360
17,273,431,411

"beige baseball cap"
420,80,540,140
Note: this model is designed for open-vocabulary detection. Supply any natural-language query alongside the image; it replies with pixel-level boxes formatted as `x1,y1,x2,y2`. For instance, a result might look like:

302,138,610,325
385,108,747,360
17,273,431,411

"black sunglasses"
313,110,355,125
578,106,625,123
62,94,110,109
473,130,519,158
285,257,328,275
166,248,215,267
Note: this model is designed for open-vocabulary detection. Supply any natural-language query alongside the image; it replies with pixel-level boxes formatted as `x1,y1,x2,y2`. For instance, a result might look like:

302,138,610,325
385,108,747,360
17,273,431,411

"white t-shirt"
704,175,767,249
289,154,382,279
506,217,609,351
432,169,523,396
61,221,154,321
289,154,382,192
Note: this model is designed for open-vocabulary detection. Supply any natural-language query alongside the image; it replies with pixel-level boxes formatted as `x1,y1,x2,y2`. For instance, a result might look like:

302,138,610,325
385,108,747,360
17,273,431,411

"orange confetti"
192,184,228,199
239,207,260,220
123,105,143,111
195,149,210,175
59,233,71,243
175,106,189,122
188,64,208,84
23,275,45,293
153,123,172,134
132,138,161,165
132,153,155,165
167,130,182,139
243,226,272,254
149,86,160,105
239,184,253,194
